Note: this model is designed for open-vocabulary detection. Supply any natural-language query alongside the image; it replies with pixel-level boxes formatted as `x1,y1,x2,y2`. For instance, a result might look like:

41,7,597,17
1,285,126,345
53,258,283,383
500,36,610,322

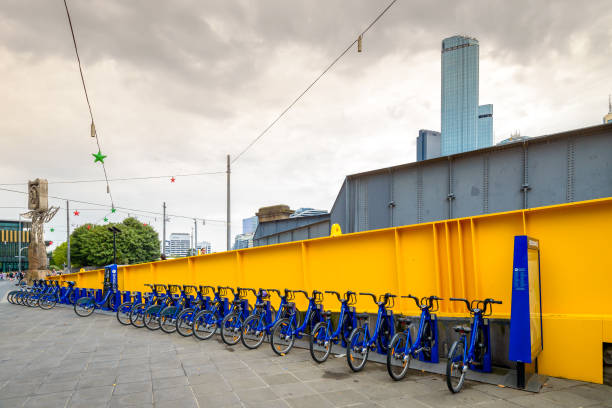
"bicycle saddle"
395,316,412,325
453,325,471,333
321,310,333,319
356,313,369,320
283,302,296,309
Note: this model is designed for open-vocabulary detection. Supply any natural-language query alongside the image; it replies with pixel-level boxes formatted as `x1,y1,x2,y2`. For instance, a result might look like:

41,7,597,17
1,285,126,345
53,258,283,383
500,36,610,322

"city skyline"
0,1,610,252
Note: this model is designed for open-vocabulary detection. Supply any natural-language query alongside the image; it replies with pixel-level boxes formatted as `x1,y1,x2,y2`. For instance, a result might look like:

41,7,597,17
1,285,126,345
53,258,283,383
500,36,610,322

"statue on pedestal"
22,179,59,283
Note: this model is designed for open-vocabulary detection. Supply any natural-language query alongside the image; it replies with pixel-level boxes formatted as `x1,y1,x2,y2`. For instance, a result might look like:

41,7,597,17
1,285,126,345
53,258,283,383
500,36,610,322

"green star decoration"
50,228,54,232
111,207,116,213
92,150,107,163
104,217,108,222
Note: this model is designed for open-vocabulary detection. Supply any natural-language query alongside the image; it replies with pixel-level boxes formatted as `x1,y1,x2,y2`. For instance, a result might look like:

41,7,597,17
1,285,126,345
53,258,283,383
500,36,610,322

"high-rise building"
0,220,31,272
441,35,493,155
233,233,254,250
242,216,258,234
416,129,441,161
197,241,212,254
168,233,190,257
604,95,612,124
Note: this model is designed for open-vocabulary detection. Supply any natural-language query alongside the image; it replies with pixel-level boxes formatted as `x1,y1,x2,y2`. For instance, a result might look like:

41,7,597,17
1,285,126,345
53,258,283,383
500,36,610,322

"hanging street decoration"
143,223,148,226
73,210,80,216
104,217,108,222
50,227,55,232
170,177,176,183
111,207,116,213
87,225,92,230
92,150,107,164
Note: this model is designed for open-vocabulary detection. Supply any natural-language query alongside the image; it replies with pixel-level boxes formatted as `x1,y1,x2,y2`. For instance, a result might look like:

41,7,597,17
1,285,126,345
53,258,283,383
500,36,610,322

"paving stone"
226,375,267,390
196,391,241,407
234,387,279,404
152,375,189,390
270,382,317,399
285,393,335,408
0,396,29,408
262,373,300,386
321,389,370,406
150,368,184,380
113,381,152,396
153,385,194,402
35,380,77,394
77,373,117,389
154,396,198,408
109,391,153,407
116,371,151,384
23,391,72,408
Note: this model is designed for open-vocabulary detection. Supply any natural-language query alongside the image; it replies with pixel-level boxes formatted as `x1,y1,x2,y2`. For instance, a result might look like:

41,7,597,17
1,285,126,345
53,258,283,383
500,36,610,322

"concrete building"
167,233,190,257
255,205,294,222
253,213,330,247
416,129,441,161
242,216,258,234
233,233,254,250
441,35,493,155
605,95,612,124
0,220,31,272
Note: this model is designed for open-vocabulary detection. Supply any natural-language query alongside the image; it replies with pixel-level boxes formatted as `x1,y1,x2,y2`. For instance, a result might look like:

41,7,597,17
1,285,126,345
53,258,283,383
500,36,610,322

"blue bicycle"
74,285,118,317
176,285,214,337
386,294,442,380
309,290,358,363
192,286,232,340
130,284,160,327
241,288,290,350
39,281,78,309
446,297,502,393
270,289,324,356
220,287,255,345
346,292,396,372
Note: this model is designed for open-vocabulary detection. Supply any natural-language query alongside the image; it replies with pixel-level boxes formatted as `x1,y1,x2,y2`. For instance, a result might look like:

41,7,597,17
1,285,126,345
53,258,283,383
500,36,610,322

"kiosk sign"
509,236,543,363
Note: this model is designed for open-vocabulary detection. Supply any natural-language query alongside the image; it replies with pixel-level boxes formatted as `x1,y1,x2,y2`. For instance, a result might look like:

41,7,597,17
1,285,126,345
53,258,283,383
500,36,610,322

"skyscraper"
416,129,441,161
441,35,493,155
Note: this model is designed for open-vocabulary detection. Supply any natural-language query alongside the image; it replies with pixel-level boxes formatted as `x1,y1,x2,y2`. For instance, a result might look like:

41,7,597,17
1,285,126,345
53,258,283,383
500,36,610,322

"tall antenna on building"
608,94,611,114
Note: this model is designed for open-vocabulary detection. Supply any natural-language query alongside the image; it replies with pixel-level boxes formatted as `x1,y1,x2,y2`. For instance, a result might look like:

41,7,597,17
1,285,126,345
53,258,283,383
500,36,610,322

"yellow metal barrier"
51,197,612,384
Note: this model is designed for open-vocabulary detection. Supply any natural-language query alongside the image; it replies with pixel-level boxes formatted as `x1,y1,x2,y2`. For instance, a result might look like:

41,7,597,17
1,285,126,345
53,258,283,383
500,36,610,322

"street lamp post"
107,226,121,264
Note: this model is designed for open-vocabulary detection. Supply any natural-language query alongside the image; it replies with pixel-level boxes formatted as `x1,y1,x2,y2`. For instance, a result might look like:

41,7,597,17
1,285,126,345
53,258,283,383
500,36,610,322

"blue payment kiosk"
103,264,118,309
509,236,543,389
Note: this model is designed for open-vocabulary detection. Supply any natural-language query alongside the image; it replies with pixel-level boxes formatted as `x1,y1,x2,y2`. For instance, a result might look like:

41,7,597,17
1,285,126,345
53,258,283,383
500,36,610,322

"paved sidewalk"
0,288,611,407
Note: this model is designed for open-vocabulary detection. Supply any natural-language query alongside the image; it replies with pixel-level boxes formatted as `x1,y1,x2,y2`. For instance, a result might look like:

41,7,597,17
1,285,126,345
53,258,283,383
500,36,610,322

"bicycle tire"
108,293,118,311
193,310,217,340
7,291,17,304
144,305,162,330
377,318,392,353
270,317,296,356
16,292,27,306
67,290,76,305
340,313,355,345
26,293,39,308
241,313,266,350
160,306,179,334
446,340,466,393
309,322,332,363
130,303,147,328
39,294,57,310
421,320,433,361
221,312,243,345
74,297,95,317
347,327,369,372
176,308,195,337
387,332,411,381
116,302,133,325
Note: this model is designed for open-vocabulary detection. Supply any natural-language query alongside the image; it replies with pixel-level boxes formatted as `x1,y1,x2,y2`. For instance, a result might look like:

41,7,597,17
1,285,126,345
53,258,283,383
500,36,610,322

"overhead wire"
230,0,398,164
62,0,114,207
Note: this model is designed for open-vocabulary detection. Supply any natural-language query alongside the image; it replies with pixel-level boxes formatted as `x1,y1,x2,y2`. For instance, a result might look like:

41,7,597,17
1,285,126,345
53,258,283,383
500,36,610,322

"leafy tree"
65,218,160,268
51,241,68,267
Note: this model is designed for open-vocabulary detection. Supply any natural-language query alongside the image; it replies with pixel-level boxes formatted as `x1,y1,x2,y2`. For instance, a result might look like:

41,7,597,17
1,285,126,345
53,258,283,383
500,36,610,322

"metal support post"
194,218,198,255
162,202,166,256
18,214,22,274
226,154,231,251
66,200,71,272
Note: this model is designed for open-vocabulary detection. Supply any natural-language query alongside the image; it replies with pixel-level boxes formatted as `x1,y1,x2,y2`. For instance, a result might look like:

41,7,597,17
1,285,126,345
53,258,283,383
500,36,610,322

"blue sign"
105,264,118,290
509,236,543,364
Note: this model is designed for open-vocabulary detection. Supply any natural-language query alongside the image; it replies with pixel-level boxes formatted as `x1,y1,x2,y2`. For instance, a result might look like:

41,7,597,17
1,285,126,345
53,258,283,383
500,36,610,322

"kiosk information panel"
509,236,543,364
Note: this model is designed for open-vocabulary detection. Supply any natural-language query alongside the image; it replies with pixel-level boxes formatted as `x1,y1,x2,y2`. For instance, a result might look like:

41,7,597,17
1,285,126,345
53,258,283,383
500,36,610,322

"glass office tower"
441,36,489,155
478,104,493,148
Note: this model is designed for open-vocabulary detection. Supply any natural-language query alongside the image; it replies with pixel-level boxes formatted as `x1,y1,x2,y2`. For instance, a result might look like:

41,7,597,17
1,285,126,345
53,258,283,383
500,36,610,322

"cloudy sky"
0,0,611,252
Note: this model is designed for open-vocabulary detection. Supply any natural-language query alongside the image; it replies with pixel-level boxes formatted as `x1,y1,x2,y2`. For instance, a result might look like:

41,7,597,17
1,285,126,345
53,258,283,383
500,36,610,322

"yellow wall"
50,197,612,384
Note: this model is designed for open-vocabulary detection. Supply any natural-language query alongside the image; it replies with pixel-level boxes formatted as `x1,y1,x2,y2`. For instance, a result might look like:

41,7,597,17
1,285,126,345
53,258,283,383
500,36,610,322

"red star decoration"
170,177,176,183
73,210,80,216
143,223,148,226
86,224,92,230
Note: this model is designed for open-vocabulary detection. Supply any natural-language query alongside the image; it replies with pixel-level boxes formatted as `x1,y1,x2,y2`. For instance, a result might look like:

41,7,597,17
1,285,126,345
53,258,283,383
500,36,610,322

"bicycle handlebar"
266,288,280,296
239,287,256,298
325,290,341,302
360,292,377,304
451,297,502,315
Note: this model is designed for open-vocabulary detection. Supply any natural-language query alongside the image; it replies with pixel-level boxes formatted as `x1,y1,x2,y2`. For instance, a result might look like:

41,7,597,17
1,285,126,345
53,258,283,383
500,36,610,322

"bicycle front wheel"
221,312,242,345
193,310,217,340
270,317,296,356
446,340,466,393
160,306,178,334
67,290,76,305
130,303,146,328
26,293,39,307
387,332,411,381
39,294,57,310
176,308,195,337
309,322,331,363
347,327,369,372
241,314,266,350
116,302,133,325
74,297,95,317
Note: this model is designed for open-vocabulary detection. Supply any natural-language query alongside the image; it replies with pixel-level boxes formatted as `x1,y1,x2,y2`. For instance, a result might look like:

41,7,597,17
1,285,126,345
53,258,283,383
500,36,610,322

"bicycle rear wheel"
130,303,146,328
74,297,95,317
26,293,39,307
144,305,162,330
387,332,411,381
241,314,266,349
116,302,133,325
176,308,195,337
310,322,332,363
193,310,217,340
270,317,296,356
446,340,466,393
220,312,242,345
39,294,57,310
160,306,178,334
67,290,76,305
347,327,369,372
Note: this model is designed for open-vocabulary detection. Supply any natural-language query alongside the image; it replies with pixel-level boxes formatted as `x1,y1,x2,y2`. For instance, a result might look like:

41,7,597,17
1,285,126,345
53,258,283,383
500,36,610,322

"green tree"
51,241,68,267
68,218,160,268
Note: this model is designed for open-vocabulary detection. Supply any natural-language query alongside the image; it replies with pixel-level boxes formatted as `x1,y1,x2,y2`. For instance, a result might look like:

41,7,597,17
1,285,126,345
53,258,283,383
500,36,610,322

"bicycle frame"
286,290,323,339
359,301,395,354
321,291,357,347
403,295,440,363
